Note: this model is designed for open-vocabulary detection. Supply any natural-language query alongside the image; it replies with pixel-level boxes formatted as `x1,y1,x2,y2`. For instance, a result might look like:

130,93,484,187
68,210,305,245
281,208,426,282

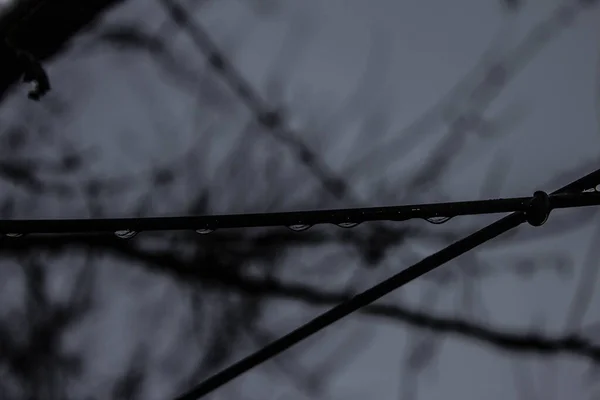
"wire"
1,191,600,236
171,167,600,400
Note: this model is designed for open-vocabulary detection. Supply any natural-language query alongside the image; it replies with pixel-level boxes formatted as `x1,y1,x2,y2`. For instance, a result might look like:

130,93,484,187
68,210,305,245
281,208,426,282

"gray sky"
1,0,599,399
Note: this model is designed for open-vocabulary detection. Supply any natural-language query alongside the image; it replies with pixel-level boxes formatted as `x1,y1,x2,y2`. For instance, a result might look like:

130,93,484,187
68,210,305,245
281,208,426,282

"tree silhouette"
0,1,599,399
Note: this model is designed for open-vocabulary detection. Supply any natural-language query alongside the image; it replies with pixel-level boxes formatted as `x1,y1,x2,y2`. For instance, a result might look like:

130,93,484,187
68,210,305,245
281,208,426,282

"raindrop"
5,233,24,238
336,222,360,229
287,224,312,232
114,230,138,239
424,216,453,225
195,228,215,235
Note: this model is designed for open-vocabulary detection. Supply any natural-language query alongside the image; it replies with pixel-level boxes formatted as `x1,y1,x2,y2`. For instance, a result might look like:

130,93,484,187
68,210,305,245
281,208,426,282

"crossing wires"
171,169,600,400
1,190,600,236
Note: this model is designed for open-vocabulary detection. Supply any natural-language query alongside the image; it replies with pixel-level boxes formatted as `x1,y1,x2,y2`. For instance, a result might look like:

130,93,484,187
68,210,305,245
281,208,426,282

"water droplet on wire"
287,224,312,232
114,230,138,239
424,216,453,225
195,228,215,235
5,233,24,238
336,222,360,228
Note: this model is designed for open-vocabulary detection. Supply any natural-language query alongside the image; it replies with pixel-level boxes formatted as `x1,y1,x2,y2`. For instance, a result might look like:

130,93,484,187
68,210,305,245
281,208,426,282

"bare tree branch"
2,235,599,364
158,0,361,204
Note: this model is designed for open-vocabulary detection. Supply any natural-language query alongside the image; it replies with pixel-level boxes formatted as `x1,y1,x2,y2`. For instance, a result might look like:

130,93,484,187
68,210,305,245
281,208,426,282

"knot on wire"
526,190,551,227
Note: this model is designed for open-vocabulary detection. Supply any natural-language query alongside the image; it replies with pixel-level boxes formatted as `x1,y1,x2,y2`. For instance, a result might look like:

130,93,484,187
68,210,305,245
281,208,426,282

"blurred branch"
156,0,600,280
344,0,598,186
245,327,329,399
0,253,93,400
511,359,538,400
81,243,600,364
112,345,147,400
0,159,44,191
158,0,359,204
2,235,600,363
564,218,600,328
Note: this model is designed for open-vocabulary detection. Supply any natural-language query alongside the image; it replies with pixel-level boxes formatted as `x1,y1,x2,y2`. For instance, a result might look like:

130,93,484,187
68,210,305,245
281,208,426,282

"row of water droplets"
3,222,365,239
114,228,216,239
2,218,458,238
103,223,364,237
1,230,216,239
583,185,600,193
9,189,599,238
115,222,363,237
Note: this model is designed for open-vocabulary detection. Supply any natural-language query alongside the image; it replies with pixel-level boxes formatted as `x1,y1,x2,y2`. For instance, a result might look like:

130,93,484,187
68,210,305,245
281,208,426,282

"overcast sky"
1,1,600,399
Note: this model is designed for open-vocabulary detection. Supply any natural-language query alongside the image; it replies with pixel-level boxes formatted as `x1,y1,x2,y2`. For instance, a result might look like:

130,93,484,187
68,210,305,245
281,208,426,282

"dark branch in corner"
0,0,127,101
2,39,51,100
2,234,599,363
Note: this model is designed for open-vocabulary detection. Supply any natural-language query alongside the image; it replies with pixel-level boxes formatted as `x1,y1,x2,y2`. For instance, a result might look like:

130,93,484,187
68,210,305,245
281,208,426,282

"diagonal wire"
154,0,587,305
171,168,600,399
3,225,600,361
171,216,520,399
1,192,600,235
